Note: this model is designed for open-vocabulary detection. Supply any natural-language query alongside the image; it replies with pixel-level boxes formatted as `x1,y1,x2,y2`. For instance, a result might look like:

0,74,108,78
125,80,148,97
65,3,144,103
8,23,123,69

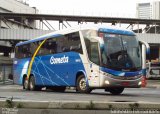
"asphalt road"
0,85,160,103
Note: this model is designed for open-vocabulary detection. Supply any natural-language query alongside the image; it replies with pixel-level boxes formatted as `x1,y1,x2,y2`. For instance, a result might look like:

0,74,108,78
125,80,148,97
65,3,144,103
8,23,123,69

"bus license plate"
121,82,129,86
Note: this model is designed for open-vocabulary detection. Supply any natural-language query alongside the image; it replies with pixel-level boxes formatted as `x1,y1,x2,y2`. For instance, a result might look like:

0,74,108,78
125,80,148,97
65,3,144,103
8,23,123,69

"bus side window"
56,35,70,53
27,44,31,57
84,38,100,65
57,36,65,53
15,46,22,59
84,38,91,56
30,42,39,56
68,32,83,54
17,45,26,59
38,41,50,55
38,38,58,56
20,44,31,58
37,40,44,55
46,38,57,54
90,42,100,65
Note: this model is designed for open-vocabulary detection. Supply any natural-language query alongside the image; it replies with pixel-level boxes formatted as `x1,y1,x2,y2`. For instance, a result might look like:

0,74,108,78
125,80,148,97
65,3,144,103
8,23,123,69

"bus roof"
16,25,135,47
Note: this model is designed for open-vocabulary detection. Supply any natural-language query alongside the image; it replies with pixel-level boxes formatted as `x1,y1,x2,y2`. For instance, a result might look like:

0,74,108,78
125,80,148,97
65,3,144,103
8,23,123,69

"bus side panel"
31,52,86,87
13,58,30,85
80,57,100,87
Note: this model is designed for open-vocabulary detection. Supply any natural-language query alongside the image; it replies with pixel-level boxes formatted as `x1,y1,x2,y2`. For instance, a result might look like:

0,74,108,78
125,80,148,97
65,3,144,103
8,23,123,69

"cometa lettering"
50,55,69,64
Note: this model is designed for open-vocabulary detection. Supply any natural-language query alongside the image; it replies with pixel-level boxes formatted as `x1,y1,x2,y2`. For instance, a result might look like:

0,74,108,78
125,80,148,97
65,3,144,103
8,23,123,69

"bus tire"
109,87,124,95
76,75,92,93
23,76,29,90
29,76,41,91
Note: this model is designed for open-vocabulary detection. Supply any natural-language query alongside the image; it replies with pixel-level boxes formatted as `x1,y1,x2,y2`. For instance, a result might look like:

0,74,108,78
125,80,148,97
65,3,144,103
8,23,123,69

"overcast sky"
27,0,160,18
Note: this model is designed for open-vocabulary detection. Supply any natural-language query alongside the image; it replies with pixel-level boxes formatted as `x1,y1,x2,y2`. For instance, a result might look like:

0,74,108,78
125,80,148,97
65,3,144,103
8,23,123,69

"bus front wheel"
108,87,124,95
76,75,92,93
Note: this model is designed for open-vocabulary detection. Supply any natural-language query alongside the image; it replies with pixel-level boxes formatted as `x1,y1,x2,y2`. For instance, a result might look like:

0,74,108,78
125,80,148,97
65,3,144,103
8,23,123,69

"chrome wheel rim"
30,79,33,89
24,79,28,89
79,78,86,90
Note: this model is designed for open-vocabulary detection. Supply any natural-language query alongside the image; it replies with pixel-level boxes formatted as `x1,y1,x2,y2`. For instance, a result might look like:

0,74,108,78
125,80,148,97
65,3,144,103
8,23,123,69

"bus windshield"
101,33,142,71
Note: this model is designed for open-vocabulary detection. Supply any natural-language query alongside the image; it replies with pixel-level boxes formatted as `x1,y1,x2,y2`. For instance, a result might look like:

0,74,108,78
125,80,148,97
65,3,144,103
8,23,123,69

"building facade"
152,1,160,19
136,3,152,19
136,1,160,19
0,0,38,57
136,1,160,63
0,0,38,29
0,0,39,83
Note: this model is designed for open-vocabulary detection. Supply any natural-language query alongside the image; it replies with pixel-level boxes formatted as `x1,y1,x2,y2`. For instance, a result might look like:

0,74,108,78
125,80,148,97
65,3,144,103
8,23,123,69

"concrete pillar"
155,23,157,34
0,16,2,29
59,21,61,30
119,22,121,27
137,23,139,33
3,65,5,84
158,45,160,60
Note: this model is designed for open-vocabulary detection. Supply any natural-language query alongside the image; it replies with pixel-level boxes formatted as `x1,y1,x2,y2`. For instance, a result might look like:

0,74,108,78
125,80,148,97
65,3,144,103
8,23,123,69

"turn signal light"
141,76,147,87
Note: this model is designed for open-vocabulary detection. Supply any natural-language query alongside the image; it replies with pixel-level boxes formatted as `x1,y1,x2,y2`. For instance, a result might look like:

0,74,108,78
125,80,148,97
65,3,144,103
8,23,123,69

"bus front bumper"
100,74,143,88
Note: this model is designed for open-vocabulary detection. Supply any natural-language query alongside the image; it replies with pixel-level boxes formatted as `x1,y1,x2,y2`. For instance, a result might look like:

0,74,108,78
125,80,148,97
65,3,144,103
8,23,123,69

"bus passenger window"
46,39,57,54
21,44,31,58
38,38,57,55
57,37,64,53
30,42,39,56
68,32,83,54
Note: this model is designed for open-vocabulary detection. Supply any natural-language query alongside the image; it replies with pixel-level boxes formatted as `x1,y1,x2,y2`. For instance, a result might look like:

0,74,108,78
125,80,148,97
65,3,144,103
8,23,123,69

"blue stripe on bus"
99,28,135,36
13,58,30,84
31,52,85,86
16,34,62,46
100,67,143,77
13,52,86,86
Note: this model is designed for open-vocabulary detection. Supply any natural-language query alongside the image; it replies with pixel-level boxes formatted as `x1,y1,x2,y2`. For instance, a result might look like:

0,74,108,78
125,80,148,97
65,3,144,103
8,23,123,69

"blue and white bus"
13,25,150,95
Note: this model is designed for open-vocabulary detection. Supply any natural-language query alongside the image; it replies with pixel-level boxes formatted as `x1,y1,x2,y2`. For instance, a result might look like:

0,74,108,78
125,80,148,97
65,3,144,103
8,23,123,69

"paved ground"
147,79,160,88
0,80,160,103
0,80,160,114
2,108,158,114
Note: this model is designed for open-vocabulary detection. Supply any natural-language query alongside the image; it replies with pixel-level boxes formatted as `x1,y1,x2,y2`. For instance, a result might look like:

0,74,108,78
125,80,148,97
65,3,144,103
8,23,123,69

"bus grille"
109,75,142,80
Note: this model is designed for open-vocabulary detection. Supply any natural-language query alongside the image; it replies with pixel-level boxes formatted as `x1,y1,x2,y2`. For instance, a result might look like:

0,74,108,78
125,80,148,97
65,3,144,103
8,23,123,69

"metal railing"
147,62,160,78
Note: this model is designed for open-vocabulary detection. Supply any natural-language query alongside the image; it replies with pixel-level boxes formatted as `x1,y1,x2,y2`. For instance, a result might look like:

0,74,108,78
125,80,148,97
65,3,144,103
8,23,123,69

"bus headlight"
105,80,110,85
138,81,142,86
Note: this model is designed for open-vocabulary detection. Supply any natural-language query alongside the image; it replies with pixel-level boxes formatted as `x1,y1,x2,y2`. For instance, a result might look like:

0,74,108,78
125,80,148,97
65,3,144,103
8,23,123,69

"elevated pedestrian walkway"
0,29,160,44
